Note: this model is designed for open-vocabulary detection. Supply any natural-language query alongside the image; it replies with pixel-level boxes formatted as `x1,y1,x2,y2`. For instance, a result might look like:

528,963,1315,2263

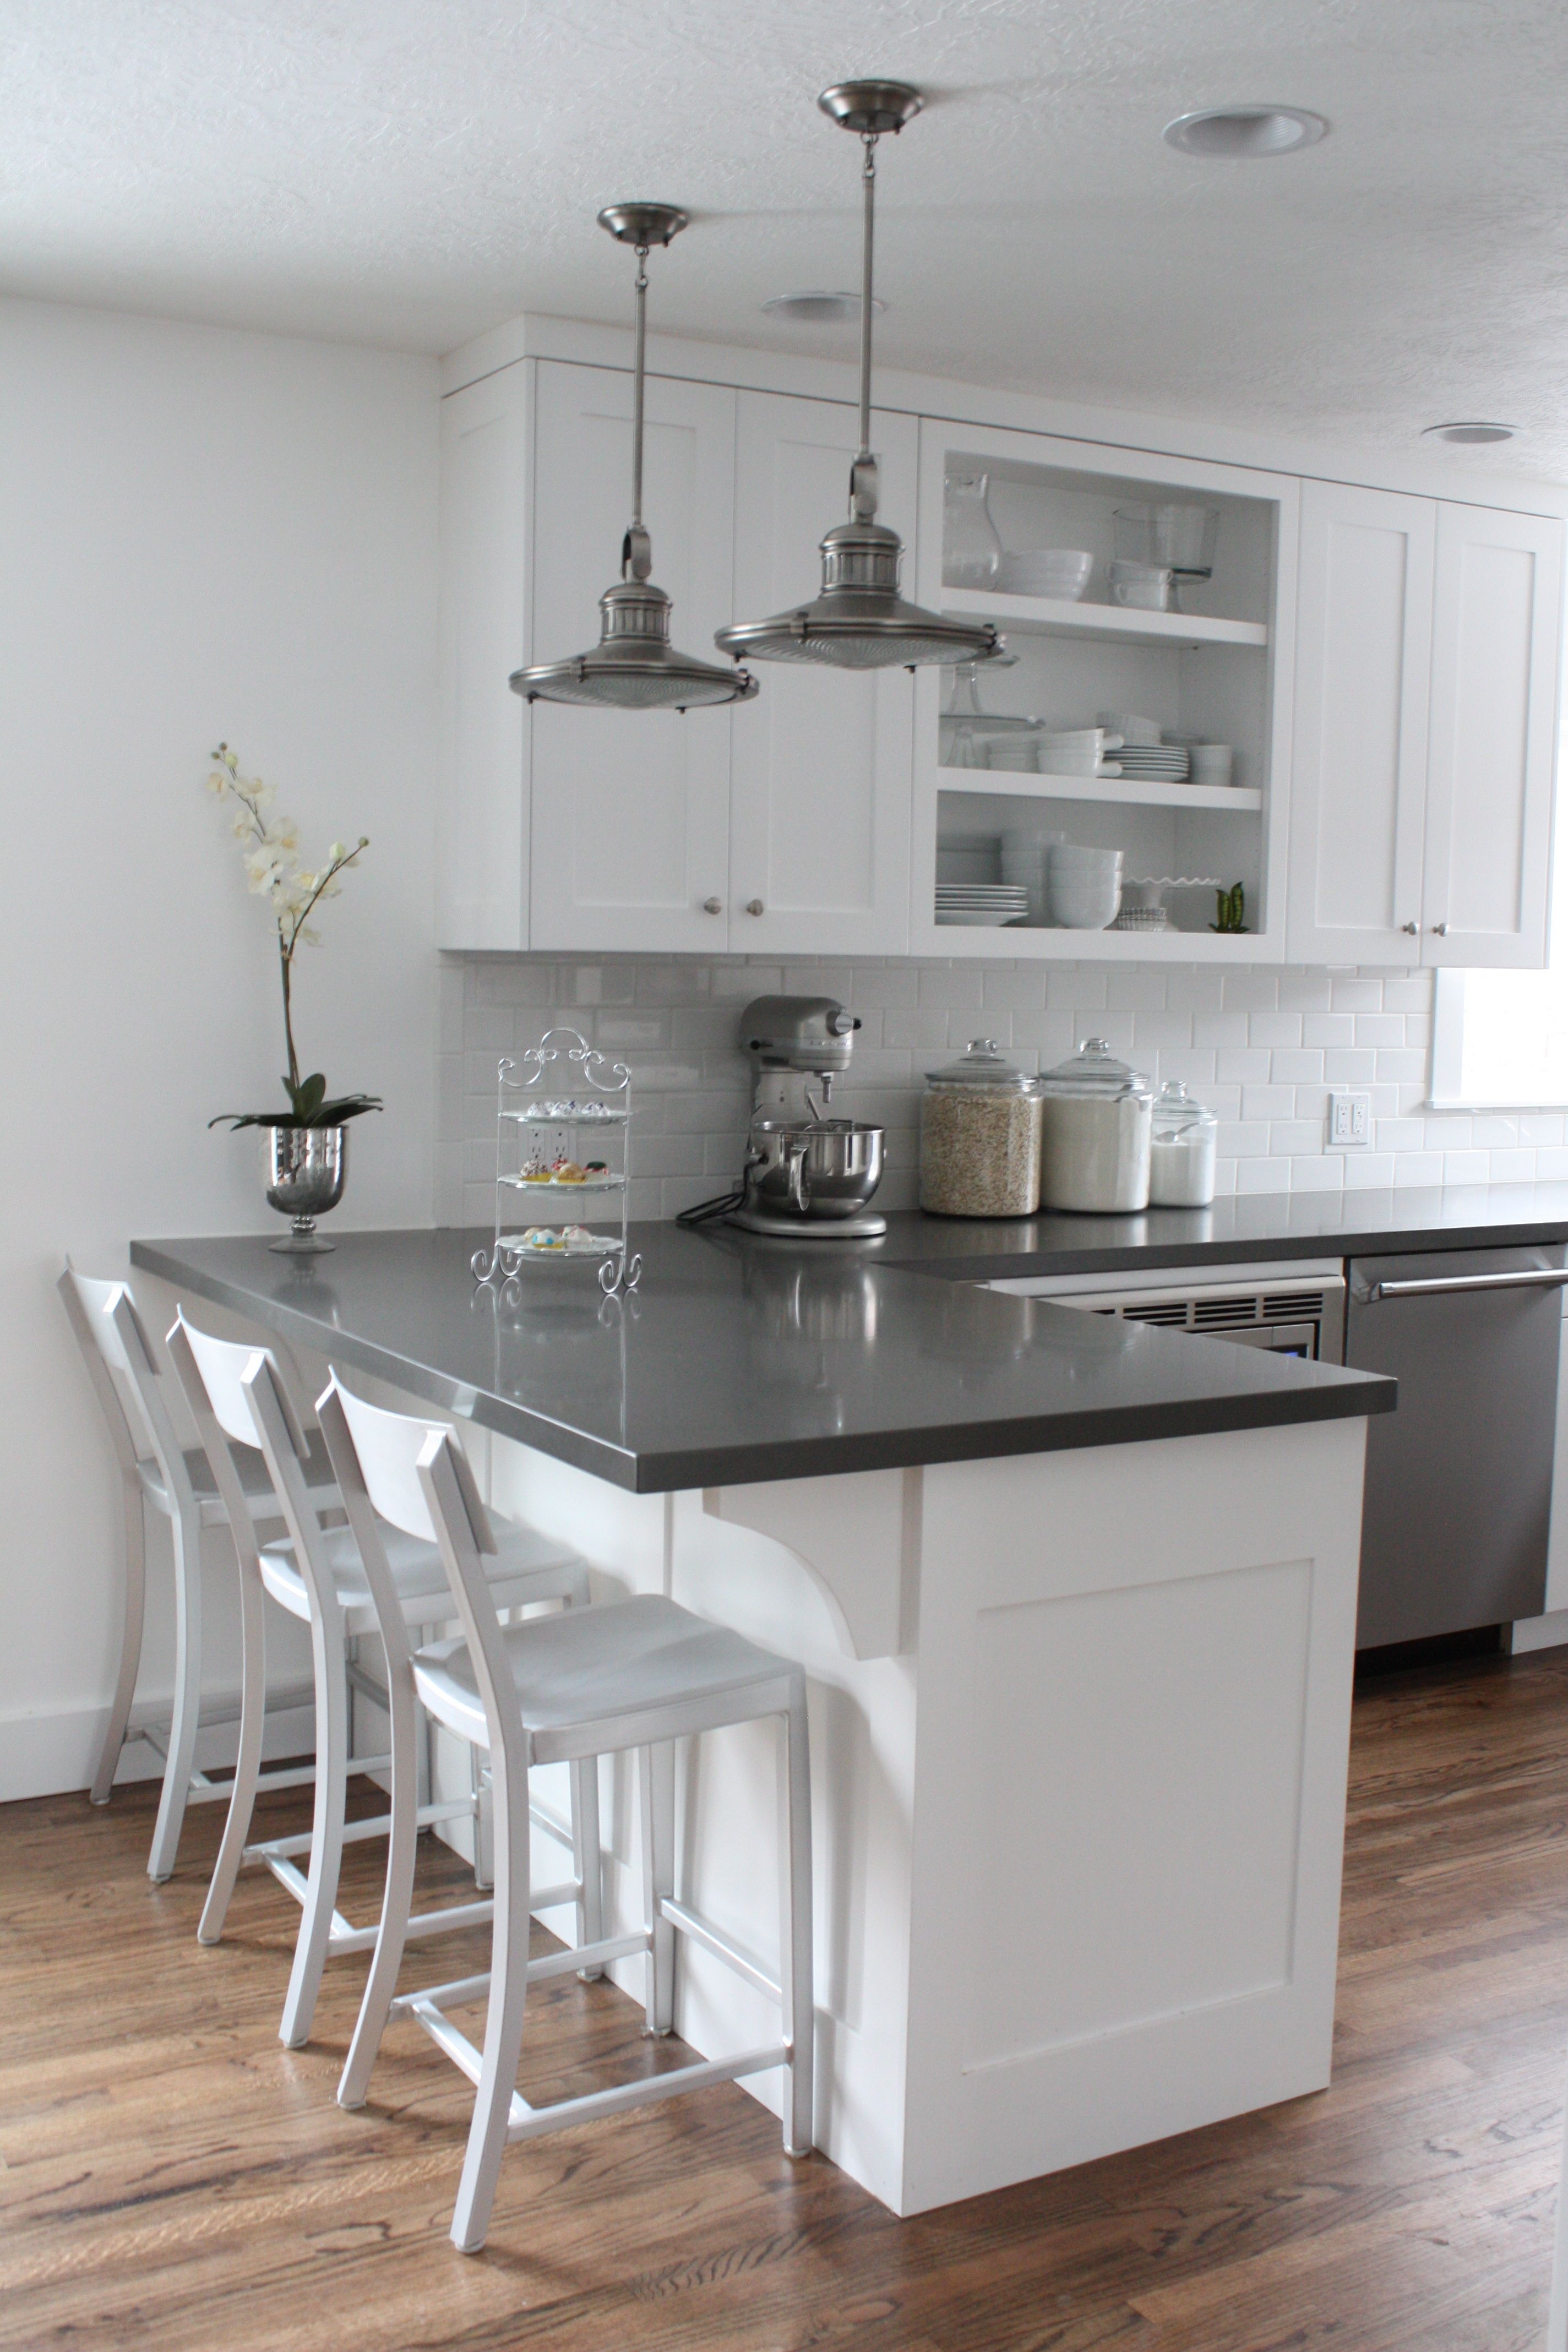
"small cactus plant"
1210,882,1248,935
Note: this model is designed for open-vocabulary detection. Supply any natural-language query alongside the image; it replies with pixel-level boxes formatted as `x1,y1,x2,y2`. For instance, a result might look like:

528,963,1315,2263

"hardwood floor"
5,1648,1568,2350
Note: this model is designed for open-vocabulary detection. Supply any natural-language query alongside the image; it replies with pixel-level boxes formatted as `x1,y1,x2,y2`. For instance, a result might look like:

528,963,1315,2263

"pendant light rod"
857,133,875,467
631,241,649,530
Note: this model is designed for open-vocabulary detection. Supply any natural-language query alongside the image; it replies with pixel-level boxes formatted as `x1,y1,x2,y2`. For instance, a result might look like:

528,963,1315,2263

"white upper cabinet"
438,363,533,951
726,393,916,956
527,361,737,954
1423,502,1562,968
1289,484,1561,969
1287,481,1435,965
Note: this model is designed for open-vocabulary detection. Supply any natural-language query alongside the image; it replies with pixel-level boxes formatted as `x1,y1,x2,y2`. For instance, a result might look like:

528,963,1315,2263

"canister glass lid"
925,1038,1035,1092
1038,1037,1154,1102
1151,1079,1217,1134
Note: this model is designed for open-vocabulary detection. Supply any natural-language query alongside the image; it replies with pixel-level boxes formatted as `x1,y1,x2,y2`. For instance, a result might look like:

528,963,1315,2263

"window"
1430,883,1568,1107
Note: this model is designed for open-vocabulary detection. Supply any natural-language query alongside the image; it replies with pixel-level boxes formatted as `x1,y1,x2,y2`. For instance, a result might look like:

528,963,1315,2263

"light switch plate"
1327,1090,1371,1147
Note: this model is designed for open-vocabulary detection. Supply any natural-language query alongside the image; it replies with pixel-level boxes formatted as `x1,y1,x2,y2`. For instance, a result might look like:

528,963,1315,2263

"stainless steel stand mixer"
679,995,888,1239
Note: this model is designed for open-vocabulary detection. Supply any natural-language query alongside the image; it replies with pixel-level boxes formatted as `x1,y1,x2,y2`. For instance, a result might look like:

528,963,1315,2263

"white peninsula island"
133,1223,1392,2218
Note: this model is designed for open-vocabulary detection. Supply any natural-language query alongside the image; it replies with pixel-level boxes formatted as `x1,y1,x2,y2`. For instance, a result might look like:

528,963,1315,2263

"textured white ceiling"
5,0,1568,475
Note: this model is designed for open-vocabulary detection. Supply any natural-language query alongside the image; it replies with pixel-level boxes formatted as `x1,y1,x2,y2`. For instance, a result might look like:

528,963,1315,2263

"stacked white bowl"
1048,845,1123,930
995,548,1093,601
1037,726,1119,777
1000,825,1066,925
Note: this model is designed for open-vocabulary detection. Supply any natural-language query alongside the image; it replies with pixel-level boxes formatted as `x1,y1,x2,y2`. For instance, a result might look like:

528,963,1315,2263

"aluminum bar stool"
168,1312,598,2051
59,1264,341,1881
324,1375,814,2256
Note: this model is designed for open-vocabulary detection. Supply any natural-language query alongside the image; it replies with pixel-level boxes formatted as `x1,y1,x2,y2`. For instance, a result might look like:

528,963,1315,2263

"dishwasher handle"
1364,1267,1568,1302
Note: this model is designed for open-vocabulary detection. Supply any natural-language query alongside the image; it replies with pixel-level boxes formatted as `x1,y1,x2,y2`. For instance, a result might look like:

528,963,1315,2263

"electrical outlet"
1327,1090,1371,1148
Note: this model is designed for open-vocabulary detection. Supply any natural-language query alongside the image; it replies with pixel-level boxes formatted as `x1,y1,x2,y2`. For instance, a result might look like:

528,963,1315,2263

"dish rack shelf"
472,1028,641,1295
939,584,1268,649
939,771,1263,813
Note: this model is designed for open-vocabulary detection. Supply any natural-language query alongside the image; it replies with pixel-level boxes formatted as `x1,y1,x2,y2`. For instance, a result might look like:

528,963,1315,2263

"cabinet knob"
745,898,765,917
1402,921,1419,935
703,896,723,915
1431,921,1449,936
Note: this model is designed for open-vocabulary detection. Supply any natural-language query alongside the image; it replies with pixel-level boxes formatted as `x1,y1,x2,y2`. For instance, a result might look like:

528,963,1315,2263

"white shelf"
499,1173,624,1195
499,1103,630,1126
940,585,1268,650
939,771,1264,813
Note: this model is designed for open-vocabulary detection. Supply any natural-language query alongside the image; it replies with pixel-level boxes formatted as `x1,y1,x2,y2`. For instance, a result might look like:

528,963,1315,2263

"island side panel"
900,1414,1368,2216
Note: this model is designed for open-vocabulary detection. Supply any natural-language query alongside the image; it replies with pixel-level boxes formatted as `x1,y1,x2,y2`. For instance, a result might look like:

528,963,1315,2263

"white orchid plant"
203,743,382,1130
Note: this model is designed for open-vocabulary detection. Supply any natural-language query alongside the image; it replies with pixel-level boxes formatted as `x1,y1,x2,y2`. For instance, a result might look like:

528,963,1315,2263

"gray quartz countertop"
876,1179,1568,1282
132,1221,1391,1494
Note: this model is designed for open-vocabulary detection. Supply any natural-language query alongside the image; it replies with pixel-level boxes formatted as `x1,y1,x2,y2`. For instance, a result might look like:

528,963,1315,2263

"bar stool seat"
141,1433,339,1527
260,1517,576,1636
415,1595,791,1754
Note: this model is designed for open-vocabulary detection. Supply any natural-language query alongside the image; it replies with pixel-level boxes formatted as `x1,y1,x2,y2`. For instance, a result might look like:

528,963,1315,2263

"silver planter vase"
265,1124,347,1253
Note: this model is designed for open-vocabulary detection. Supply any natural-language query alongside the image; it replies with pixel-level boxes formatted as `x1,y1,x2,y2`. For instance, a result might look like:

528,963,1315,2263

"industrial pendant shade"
715,83,1003,673
510,204,757,712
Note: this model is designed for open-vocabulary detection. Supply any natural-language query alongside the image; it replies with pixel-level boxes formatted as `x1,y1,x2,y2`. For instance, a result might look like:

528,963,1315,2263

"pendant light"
511,204,758,711
715,83,1003,672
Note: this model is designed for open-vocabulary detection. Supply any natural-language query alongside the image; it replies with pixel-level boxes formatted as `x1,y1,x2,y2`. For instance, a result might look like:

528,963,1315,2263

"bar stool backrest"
59,1266,195,1516
328,1378,520,1785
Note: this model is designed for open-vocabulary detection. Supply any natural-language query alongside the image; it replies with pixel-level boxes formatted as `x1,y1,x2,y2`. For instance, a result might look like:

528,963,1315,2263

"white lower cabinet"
1289,480,1561,969
726,393,915,956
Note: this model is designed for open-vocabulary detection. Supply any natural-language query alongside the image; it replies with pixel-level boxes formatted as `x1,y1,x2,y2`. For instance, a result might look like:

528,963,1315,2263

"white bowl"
1049,898,1120,932
1049,845,1124,869
1098,710,1163,747
997,549,1094,600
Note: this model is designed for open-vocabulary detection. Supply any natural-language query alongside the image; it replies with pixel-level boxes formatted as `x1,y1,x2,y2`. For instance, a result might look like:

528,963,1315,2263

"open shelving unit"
911,419,1297,960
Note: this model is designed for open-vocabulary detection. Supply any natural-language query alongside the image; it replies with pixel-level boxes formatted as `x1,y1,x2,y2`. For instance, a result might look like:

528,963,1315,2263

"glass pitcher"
943,472,1003,589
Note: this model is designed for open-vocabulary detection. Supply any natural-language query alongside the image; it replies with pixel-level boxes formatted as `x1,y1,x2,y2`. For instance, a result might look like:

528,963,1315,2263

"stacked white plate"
936,883,1030,927
1112,742,1190,782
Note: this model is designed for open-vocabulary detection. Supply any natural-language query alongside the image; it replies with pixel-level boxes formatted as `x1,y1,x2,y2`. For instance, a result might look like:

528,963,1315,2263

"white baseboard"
1507,1610,1568,1656
0,1683,315,1805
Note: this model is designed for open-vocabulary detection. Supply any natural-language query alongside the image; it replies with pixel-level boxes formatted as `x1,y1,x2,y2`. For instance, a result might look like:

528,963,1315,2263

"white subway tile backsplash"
1289,1156,1344,1191
1248,1012,1304,1050
1442,1151,1490,1186
440,955,1501,1227
1302,1014,1355,1050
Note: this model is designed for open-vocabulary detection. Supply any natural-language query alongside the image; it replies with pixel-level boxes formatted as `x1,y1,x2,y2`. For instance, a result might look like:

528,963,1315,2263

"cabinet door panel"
727,394,915,956
529,362,736,952
438,364,532,950
1423,504,1561,968
1286,481,1434,964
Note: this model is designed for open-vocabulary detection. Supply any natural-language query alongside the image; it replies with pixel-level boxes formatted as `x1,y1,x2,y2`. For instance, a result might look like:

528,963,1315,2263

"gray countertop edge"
130,1235,1392,1497
879,1209,1568,1283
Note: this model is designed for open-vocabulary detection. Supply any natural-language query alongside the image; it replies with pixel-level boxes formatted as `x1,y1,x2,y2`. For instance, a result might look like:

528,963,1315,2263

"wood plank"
2,1648,1567,2347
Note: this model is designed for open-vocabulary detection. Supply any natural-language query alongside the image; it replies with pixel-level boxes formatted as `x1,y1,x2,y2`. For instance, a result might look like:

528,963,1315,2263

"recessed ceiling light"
1162,105,1328,158
761,290,885,324
1422,420,1517,445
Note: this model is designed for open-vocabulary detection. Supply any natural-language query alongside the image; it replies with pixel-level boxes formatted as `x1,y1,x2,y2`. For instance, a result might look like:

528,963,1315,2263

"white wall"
0,297,440,1801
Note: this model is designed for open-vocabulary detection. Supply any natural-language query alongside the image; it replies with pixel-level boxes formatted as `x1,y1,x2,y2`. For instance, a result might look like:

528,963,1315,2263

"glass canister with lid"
918,1039,1043,1217
1037,1038,1155,1212
1149,1080,1219,1207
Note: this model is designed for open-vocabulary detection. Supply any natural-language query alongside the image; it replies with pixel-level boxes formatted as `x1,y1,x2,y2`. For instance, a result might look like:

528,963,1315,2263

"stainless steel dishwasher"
1344,1245,1568,1648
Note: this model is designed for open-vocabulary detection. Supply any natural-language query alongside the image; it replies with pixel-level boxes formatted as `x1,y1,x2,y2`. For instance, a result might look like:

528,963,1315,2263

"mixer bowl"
744,1118,885,1220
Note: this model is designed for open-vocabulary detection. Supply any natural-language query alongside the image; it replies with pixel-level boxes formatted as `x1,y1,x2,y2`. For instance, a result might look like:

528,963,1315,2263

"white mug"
1190,743,1234,787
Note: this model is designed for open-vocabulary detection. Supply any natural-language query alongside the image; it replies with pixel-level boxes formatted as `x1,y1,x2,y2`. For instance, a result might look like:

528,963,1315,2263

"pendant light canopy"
715,83,1003,673
510,204,757,711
